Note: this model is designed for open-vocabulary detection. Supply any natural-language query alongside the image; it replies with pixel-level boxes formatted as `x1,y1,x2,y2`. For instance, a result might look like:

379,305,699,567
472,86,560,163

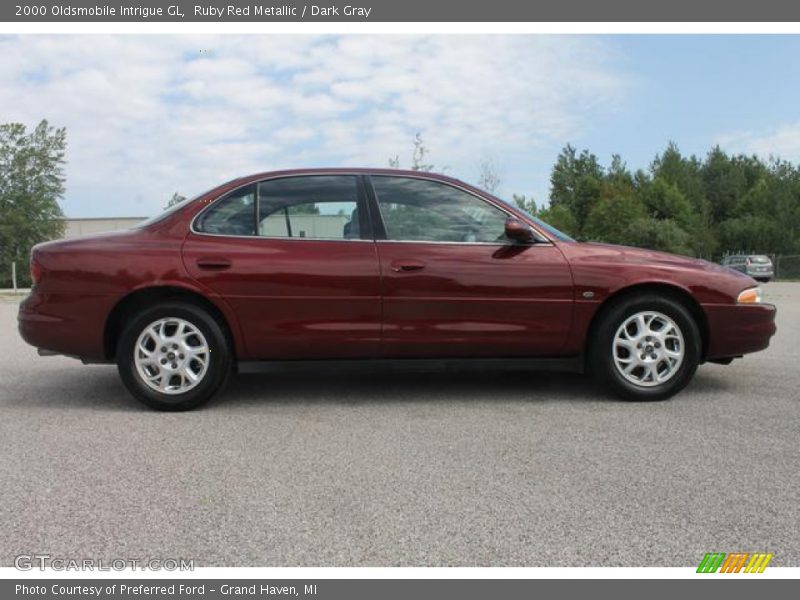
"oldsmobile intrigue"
18,169,777,410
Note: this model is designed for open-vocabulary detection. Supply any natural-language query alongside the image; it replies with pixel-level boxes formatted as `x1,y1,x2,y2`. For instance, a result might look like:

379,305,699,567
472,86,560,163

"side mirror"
504,218,534,243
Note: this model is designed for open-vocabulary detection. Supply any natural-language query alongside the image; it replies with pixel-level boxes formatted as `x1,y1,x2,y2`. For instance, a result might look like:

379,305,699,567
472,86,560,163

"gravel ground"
0,283,798,567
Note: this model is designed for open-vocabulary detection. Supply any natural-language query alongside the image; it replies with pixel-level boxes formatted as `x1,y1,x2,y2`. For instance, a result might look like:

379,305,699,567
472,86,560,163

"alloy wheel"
133,317,210,395
612,311,685,387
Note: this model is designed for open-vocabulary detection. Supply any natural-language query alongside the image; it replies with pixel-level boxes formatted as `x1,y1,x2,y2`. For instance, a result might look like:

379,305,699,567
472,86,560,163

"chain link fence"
721,251,800,280
775,255,800,280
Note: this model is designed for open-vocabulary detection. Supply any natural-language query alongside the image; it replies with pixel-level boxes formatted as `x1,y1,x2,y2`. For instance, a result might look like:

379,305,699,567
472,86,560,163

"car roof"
224,168,472,190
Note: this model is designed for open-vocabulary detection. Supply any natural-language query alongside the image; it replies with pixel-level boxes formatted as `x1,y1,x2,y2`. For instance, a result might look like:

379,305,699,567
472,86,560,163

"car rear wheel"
589,294,701,401
117,302,232,411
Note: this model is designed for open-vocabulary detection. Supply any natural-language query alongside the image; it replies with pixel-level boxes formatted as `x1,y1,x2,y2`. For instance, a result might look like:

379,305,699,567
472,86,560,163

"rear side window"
194,176,364,239
257,176,361,240
195,185,256,235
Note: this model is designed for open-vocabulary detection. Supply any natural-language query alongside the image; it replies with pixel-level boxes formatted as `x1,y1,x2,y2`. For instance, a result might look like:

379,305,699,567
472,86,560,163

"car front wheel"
590,294,701,401
117,302,232,411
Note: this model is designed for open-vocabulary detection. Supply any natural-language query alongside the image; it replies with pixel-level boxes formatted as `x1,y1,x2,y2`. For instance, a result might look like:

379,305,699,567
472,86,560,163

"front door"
182,174,381,360
367,175,574,358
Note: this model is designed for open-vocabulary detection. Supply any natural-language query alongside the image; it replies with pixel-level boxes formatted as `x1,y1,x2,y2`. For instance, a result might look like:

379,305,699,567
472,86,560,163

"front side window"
258,176,361,240
371,176,510,243
194,185,256,235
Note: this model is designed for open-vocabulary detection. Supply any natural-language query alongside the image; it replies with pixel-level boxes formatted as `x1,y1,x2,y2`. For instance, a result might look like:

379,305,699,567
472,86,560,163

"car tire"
117,302,232,411
589,293,701,401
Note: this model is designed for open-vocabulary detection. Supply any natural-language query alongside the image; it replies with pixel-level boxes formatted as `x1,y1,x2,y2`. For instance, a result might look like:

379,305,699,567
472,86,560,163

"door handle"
196,257,232,270
390,260,425,273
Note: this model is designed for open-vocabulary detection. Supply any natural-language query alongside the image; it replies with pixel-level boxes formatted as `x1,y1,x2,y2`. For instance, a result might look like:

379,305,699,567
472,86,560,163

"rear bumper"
704,302,777,359
17,288,113,361
746,269,774,279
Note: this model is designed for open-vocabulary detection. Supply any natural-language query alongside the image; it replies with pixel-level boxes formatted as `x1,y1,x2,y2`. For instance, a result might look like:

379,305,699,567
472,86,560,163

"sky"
1,34,800,218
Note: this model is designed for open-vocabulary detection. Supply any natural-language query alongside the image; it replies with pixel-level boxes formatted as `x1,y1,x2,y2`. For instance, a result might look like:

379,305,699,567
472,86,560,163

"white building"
62,217,147,239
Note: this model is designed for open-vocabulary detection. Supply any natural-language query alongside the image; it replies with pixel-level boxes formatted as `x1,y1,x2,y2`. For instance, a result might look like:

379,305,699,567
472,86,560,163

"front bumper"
703,302,777,359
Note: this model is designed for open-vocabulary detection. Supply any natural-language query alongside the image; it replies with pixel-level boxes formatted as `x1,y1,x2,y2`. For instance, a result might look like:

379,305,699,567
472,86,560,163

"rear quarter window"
195,185,257,235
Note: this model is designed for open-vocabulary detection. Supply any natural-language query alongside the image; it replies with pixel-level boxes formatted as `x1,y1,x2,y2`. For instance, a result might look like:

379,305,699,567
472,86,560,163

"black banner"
4,0,800,22
4,579,799,599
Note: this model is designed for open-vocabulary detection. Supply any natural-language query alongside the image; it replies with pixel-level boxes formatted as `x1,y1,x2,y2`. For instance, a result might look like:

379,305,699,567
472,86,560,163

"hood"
576,242,751,279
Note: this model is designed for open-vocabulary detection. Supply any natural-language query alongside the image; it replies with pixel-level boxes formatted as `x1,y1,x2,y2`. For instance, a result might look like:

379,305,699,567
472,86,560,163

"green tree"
537,203,579,238
651,143,707,215
0,120,66,287
549,144,604,234
584,194,647,245
760,160,800,254
625,217,693,256
640,177,695,230
165,192,186,209
718,216,783,255
288,204,320,215
526,141,800,259
606,154,634,189
411,132,433,171
701,146,749,224
651,143,720,257
478,160,501,193
512,193,537,215
388,132,440,172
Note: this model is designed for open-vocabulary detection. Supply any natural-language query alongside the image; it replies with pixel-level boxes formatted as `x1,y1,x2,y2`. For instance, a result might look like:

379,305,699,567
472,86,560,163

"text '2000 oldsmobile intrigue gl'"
19,169,776,410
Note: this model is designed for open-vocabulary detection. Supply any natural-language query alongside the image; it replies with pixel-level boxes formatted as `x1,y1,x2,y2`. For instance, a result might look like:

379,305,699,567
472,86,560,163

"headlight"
737,286,763,304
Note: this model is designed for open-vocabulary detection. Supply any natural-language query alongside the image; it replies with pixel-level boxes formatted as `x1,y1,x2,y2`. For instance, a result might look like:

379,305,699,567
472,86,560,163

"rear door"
182,174,381,360
366,175,574,358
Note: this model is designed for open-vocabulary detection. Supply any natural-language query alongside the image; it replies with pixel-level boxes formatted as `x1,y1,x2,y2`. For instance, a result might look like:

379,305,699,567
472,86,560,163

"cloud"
717,123,800,163
0,35,628,217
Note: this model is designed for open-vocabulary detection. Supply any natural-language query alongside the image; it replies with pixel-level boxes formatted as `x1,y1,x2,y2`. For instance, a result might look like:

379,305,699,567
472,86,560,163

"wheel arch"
103,285,240,361
585,282,709,362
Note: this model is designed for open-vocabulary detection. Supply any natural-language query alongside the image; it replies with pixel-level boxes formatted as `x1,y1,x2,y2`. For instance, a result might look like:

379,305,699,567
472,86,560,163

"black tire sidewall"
591,295,701,401
117,303,231,411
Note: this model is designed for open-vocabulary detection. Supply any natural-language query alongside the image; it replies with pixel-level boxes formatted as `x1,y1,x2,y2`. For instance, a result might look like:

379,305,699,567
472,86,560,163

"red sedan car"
19,169,776,410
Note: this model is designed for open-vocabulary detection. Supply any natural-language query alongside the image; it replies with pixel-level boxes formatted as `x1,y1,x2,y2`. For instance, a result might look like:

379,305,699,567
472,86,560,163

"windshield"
499,199,575,242
750,255,771,264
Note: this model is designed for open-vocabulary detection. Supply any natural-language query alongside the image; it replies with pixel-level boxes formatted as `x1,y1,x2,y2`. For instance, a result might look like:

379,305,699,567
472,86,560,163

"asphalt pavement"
1,284,798,567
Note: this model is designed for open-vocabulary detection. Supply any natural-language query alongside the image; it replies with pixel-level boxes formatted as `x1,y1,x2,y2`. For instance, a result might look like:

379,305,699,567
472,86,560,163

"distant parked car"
19,169,777,410
721,255,774,282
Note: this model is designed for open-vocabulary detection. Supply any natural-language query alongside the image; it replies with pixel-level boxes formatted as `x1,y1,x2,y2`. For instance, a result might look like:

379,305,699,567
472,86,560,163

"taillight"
30,257,43,286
